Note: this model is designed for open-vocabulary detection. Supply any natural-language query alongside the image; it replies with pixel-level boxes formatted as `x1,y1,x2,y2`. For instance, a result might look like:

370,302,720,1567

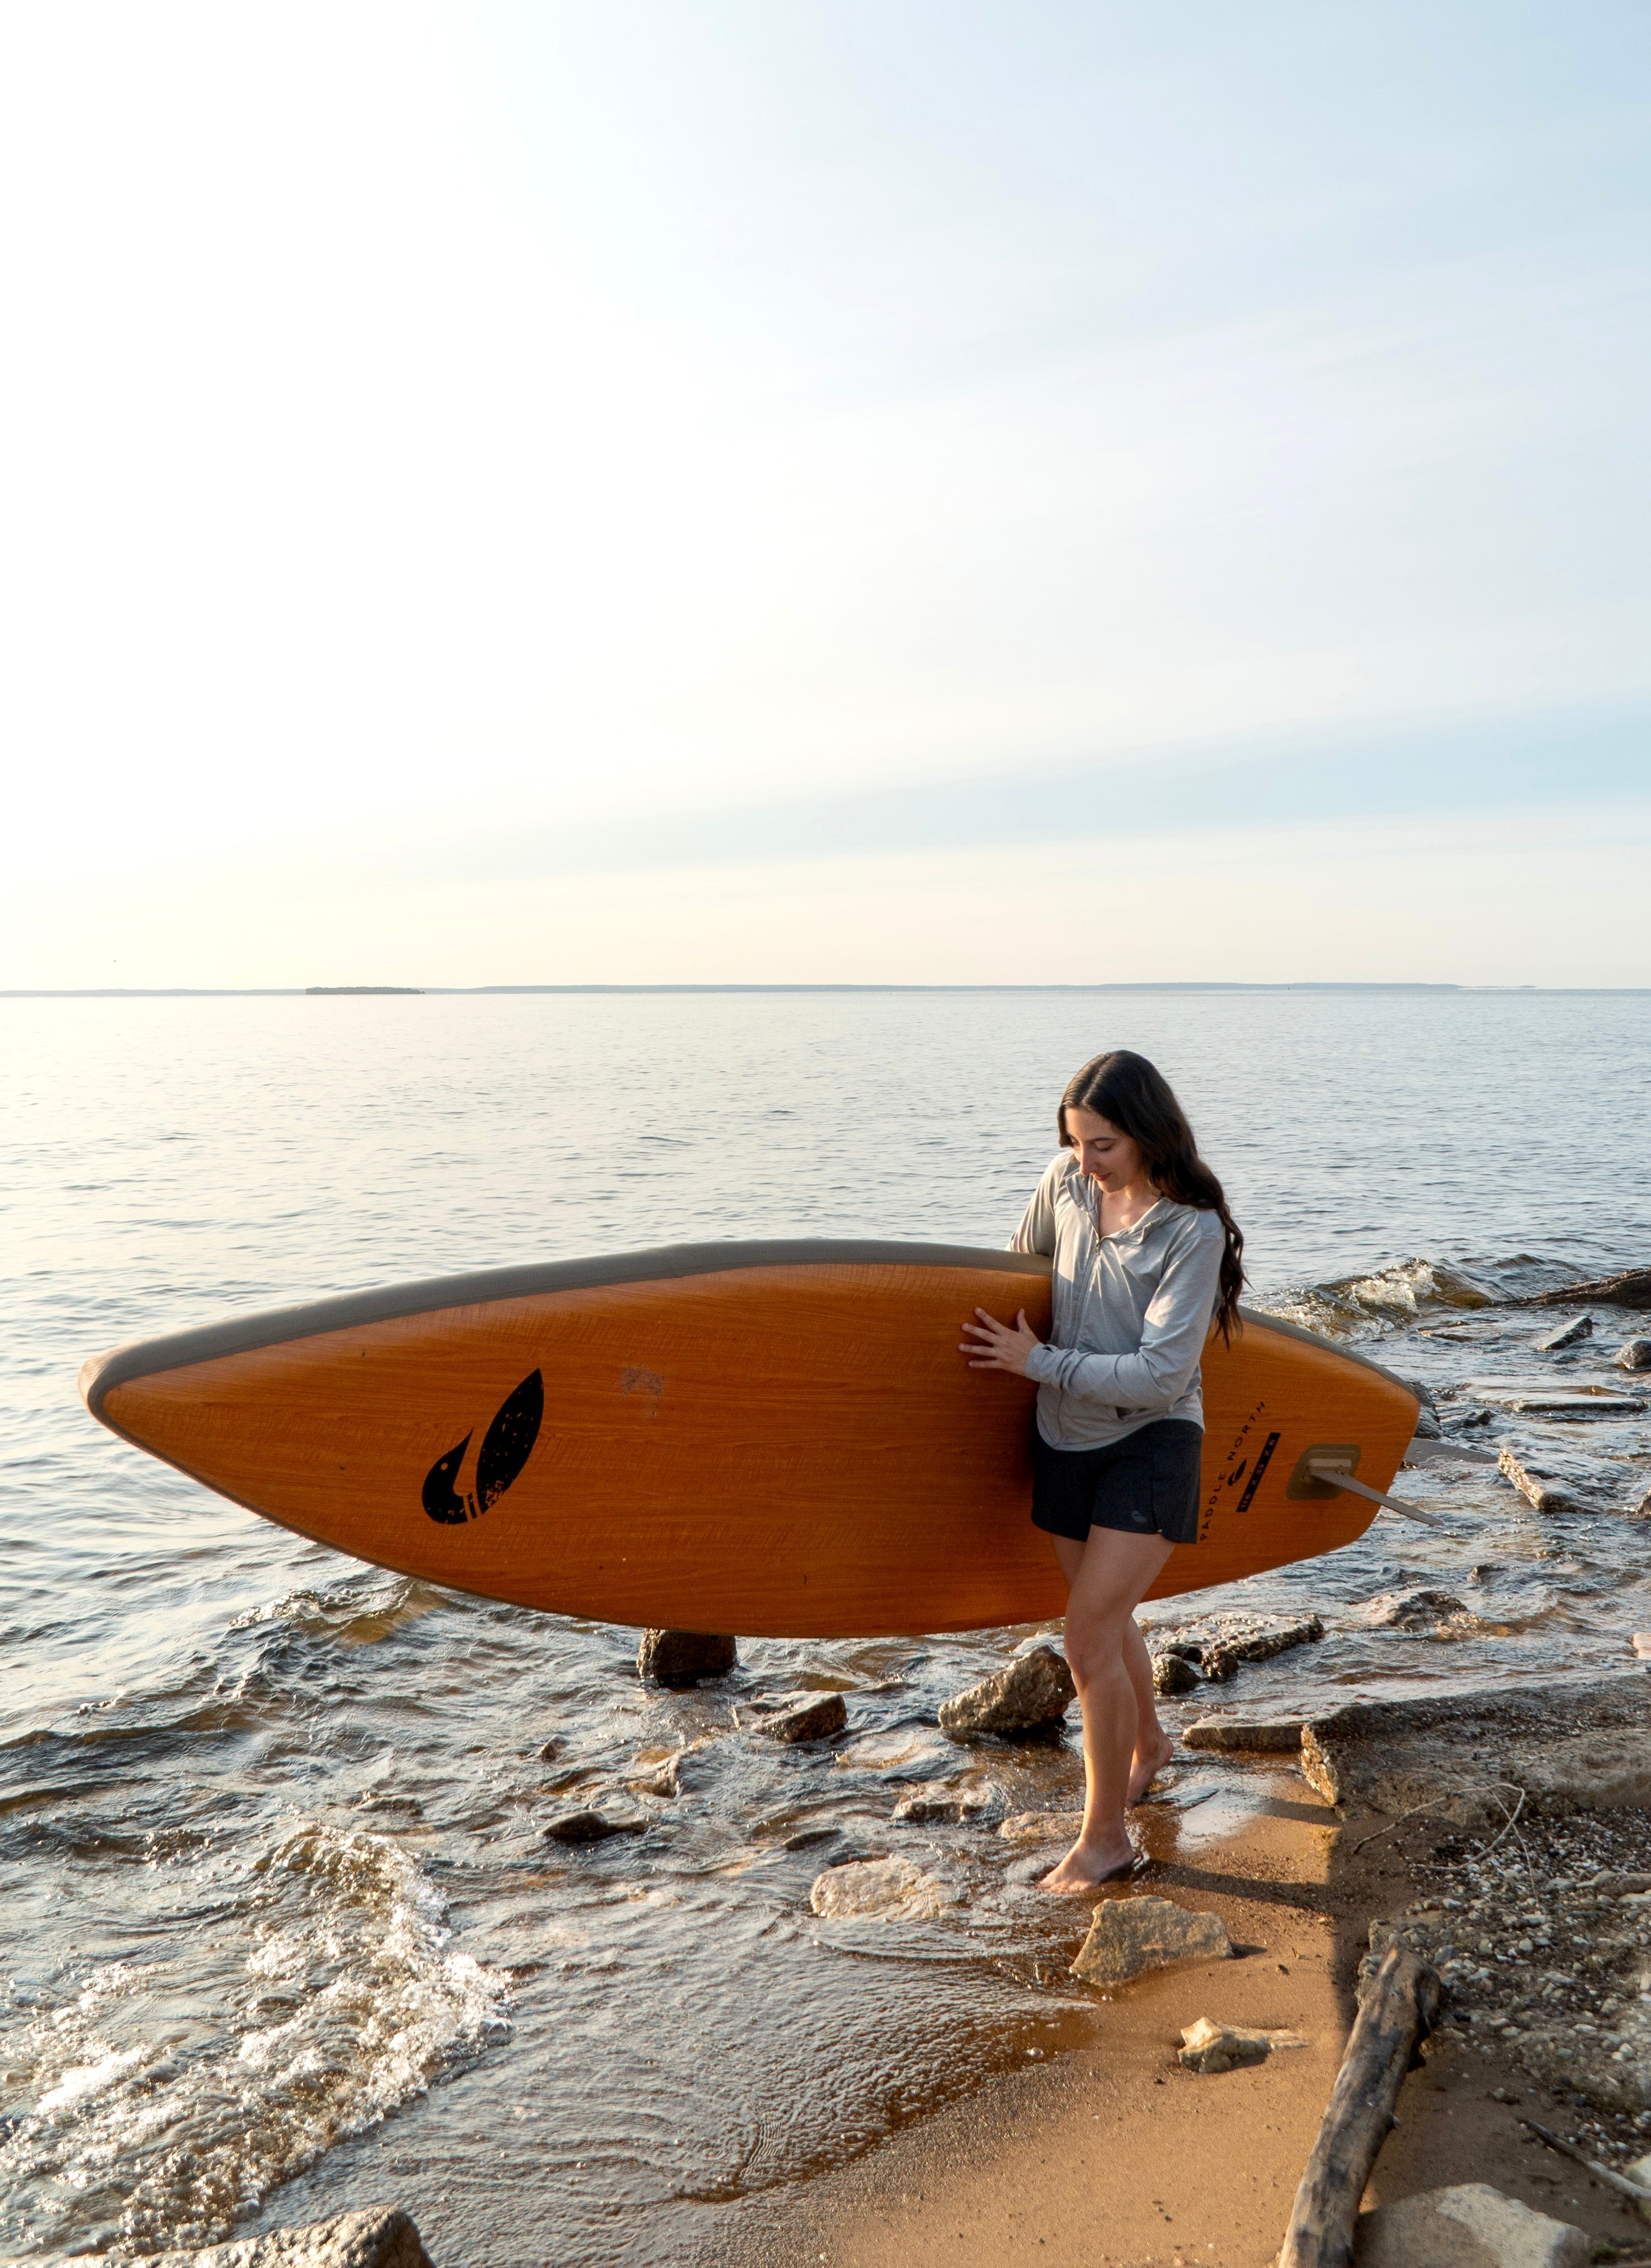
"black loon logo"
422,1369,544,1525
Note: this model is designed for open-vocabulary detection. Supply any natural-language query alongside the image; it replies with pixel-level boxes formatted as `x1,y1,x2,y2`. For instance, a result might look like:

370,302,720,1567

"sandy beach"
732,1753,1651,2268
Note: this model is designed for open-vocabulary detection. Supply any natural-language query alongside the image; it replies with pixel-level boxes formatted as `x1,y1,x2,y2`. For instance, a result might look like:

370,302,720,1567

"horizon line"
4,982,1648,999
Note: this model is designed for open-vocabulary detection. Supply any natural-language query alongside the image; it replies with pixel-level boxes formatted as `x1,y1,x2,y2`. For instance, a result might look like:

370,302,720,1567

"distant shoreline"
4,983,1647,999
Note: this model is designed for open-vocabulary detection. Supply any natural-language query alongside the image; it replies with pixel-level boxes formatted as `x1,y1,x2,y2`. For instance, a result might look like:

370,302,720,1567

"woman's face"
1065,1106,1149,1192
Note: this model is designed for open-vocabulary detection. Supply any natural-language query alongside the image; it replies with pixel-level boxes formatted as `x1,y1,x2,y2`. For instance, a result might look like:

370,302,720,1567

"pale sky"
2,2,1648,987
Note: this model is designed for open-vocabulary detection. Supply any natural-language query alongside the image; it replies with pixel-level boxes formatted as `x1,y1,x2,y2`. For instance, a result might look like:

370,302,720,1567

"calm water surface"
3,990,1649,2262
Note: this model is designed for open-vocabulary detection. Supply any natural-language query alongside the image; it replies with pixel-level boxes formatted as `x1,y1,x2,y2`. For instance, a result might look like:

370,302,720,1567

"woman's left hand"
960,1307,1043,1376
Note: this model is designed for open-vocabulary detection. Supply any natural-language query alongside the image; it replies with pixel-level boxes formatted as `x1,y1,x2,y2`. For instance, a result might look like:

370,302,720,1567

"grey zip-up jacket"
1009,1150,1226,1451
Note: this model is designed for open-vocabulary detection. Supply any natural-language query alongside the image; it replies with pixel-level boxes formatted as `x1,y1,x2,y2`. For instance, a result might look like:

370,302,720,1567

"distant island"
304,986,424,996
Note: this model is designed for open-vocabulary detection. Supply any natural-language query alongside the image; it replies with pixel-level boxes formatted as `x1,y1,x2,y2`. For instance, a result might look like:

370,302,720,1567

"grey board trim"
79,1238,1416,1424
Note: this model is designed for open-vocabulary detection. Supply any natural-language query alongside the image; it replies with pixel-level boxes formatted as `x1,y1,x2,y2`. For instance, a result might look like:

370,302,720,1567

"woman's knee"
1064,1620,1136,1689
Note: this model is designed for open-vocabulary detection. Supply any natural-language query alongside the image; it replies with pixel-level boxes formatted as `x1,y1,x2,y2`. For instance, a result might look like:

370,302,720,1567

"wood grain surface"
88,1258,1416,1636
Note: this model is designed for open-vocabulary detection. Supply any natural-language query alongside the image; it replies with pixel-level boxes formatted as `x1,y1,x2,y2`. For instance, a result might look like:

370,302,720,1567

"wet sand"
730,1763,1651,2268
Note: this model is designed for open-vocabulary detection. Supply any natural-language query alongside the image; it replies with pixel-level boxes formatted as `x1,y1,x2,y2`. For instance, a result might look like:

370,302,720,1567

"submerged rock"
939,1645,1075,1737
1070,1894,1231,1987
1535,1314,1595,1353
1352,2183,1587,2268
1353,1587,1467,1630
637,1629,737,1686
999,1807,1085,1845
1473,1380,1644,1417
542,1808,647,1843
890,1787,1000,1825
1616,1338,1651,1372
999,1808,1087,1849
147,2207,434,2268
809,1855,953,1920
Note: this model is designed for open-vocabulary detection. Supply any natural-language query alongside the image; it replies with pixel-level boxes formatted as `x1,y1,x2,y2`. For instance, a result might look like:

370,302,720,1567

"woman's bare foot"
1127,1731,1175,1806
1036,1835,1141,1895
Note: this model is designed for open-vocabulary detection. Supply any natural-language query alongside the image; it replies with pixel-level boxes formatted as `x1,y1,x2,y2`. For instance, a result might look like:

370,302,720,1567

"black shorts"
1030,1418,1204,1547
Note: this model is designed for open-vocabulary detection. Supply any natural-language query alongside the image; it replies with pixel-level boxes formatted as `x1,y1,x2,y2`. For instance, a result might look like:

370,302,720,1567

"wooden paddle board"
80,1240,1418,1637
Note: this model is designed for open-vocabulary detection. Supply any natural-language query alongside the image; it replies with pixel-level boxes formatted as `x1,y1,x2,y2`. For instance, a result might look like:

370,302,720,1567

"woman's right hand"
959,1307,1042,1377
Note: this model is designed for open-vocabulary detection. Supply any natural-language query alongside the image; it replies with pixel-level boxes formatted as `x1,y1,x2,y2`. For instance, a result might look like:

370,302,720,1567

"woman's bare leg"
1040,1527,1175,1895
1121,1614,1174,1803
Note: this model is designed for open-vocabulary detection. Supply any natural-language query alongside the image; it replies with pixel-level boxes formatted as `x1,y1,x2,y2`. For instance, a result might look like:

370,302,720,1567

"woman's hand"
960,1307,1043,1377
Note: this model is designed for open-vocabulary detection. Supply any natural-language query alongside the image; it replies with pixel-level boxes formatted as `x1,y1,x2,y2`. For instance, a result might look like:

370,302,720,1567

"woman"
961,1050,1243,1894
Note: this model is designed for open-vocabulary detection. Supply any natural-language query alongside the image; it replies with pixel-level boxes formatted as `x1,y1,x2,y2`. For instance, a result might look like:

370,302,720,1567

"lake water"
3,987,1649,2264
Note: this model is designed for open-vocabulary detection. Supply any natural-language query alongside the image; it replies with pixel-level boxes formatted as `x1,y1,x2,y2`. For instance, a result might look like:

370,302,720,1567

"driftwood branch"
1519,2117,1651,2206
1277,1946,1441,2268
1519,1266,1651,1310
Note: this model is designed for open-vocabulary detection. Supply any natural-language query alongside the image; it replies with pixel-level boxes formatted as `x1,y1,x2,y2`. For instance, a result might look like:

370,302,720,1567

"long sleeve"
1009,1156,1065,1257
1024,1213,1223,1410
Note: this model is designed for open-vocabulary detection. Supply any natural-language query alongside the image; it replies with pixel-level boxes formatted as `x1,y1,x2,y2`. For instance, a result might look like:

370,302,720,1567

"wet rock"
1499,1446,1586,1514
1070,1894,1232,1987
938,1644,1075,1737
1151,1650,1200,1697
999,1808,1085,1845
628,1755,682,1798
1299,1673,1651,1823
637,1629,738,1686
1352,2182,1588,2267
1496,1443,1642,1515
890,1787,1000,1826
750,1692,848,1744
1353,1587,1468,1630
542,1807,647,1843
1183,1717,1303,1753
1525,1267,1651,1312
1176,2016,1299,2074
1159,1613,1324,1682
1616,1338,1651,1372
147,2207,435,2268
809,1855,953,1920
1535,1314,1594,1353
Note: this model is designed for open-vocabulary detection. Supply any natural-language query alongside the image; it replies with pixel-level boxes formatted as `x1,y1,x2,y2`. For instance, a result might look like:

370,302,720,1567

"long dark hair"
1058,1049,1245,1344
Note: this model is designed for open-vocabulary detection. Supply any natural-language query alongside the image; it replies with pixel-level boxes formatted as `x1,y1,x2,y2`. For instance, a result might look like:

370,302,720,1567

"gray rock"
1535,1314,1594,1353
145,2208,434,2268
1069,1894,1232,1987
1299,1673,1651,1823
890,1787,999,1825
753,1692,848,1744
1151,1650,1201,1696
1183,1717,1303,1753
809,1855,953,1920
1353,2182,1588,2267
938,1645,1075,1737
1353,1587,1467,1630
1616,1338,1651,1372
1176,2016,1285,2074
637,1629,738,1686
542,1807,647,1843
